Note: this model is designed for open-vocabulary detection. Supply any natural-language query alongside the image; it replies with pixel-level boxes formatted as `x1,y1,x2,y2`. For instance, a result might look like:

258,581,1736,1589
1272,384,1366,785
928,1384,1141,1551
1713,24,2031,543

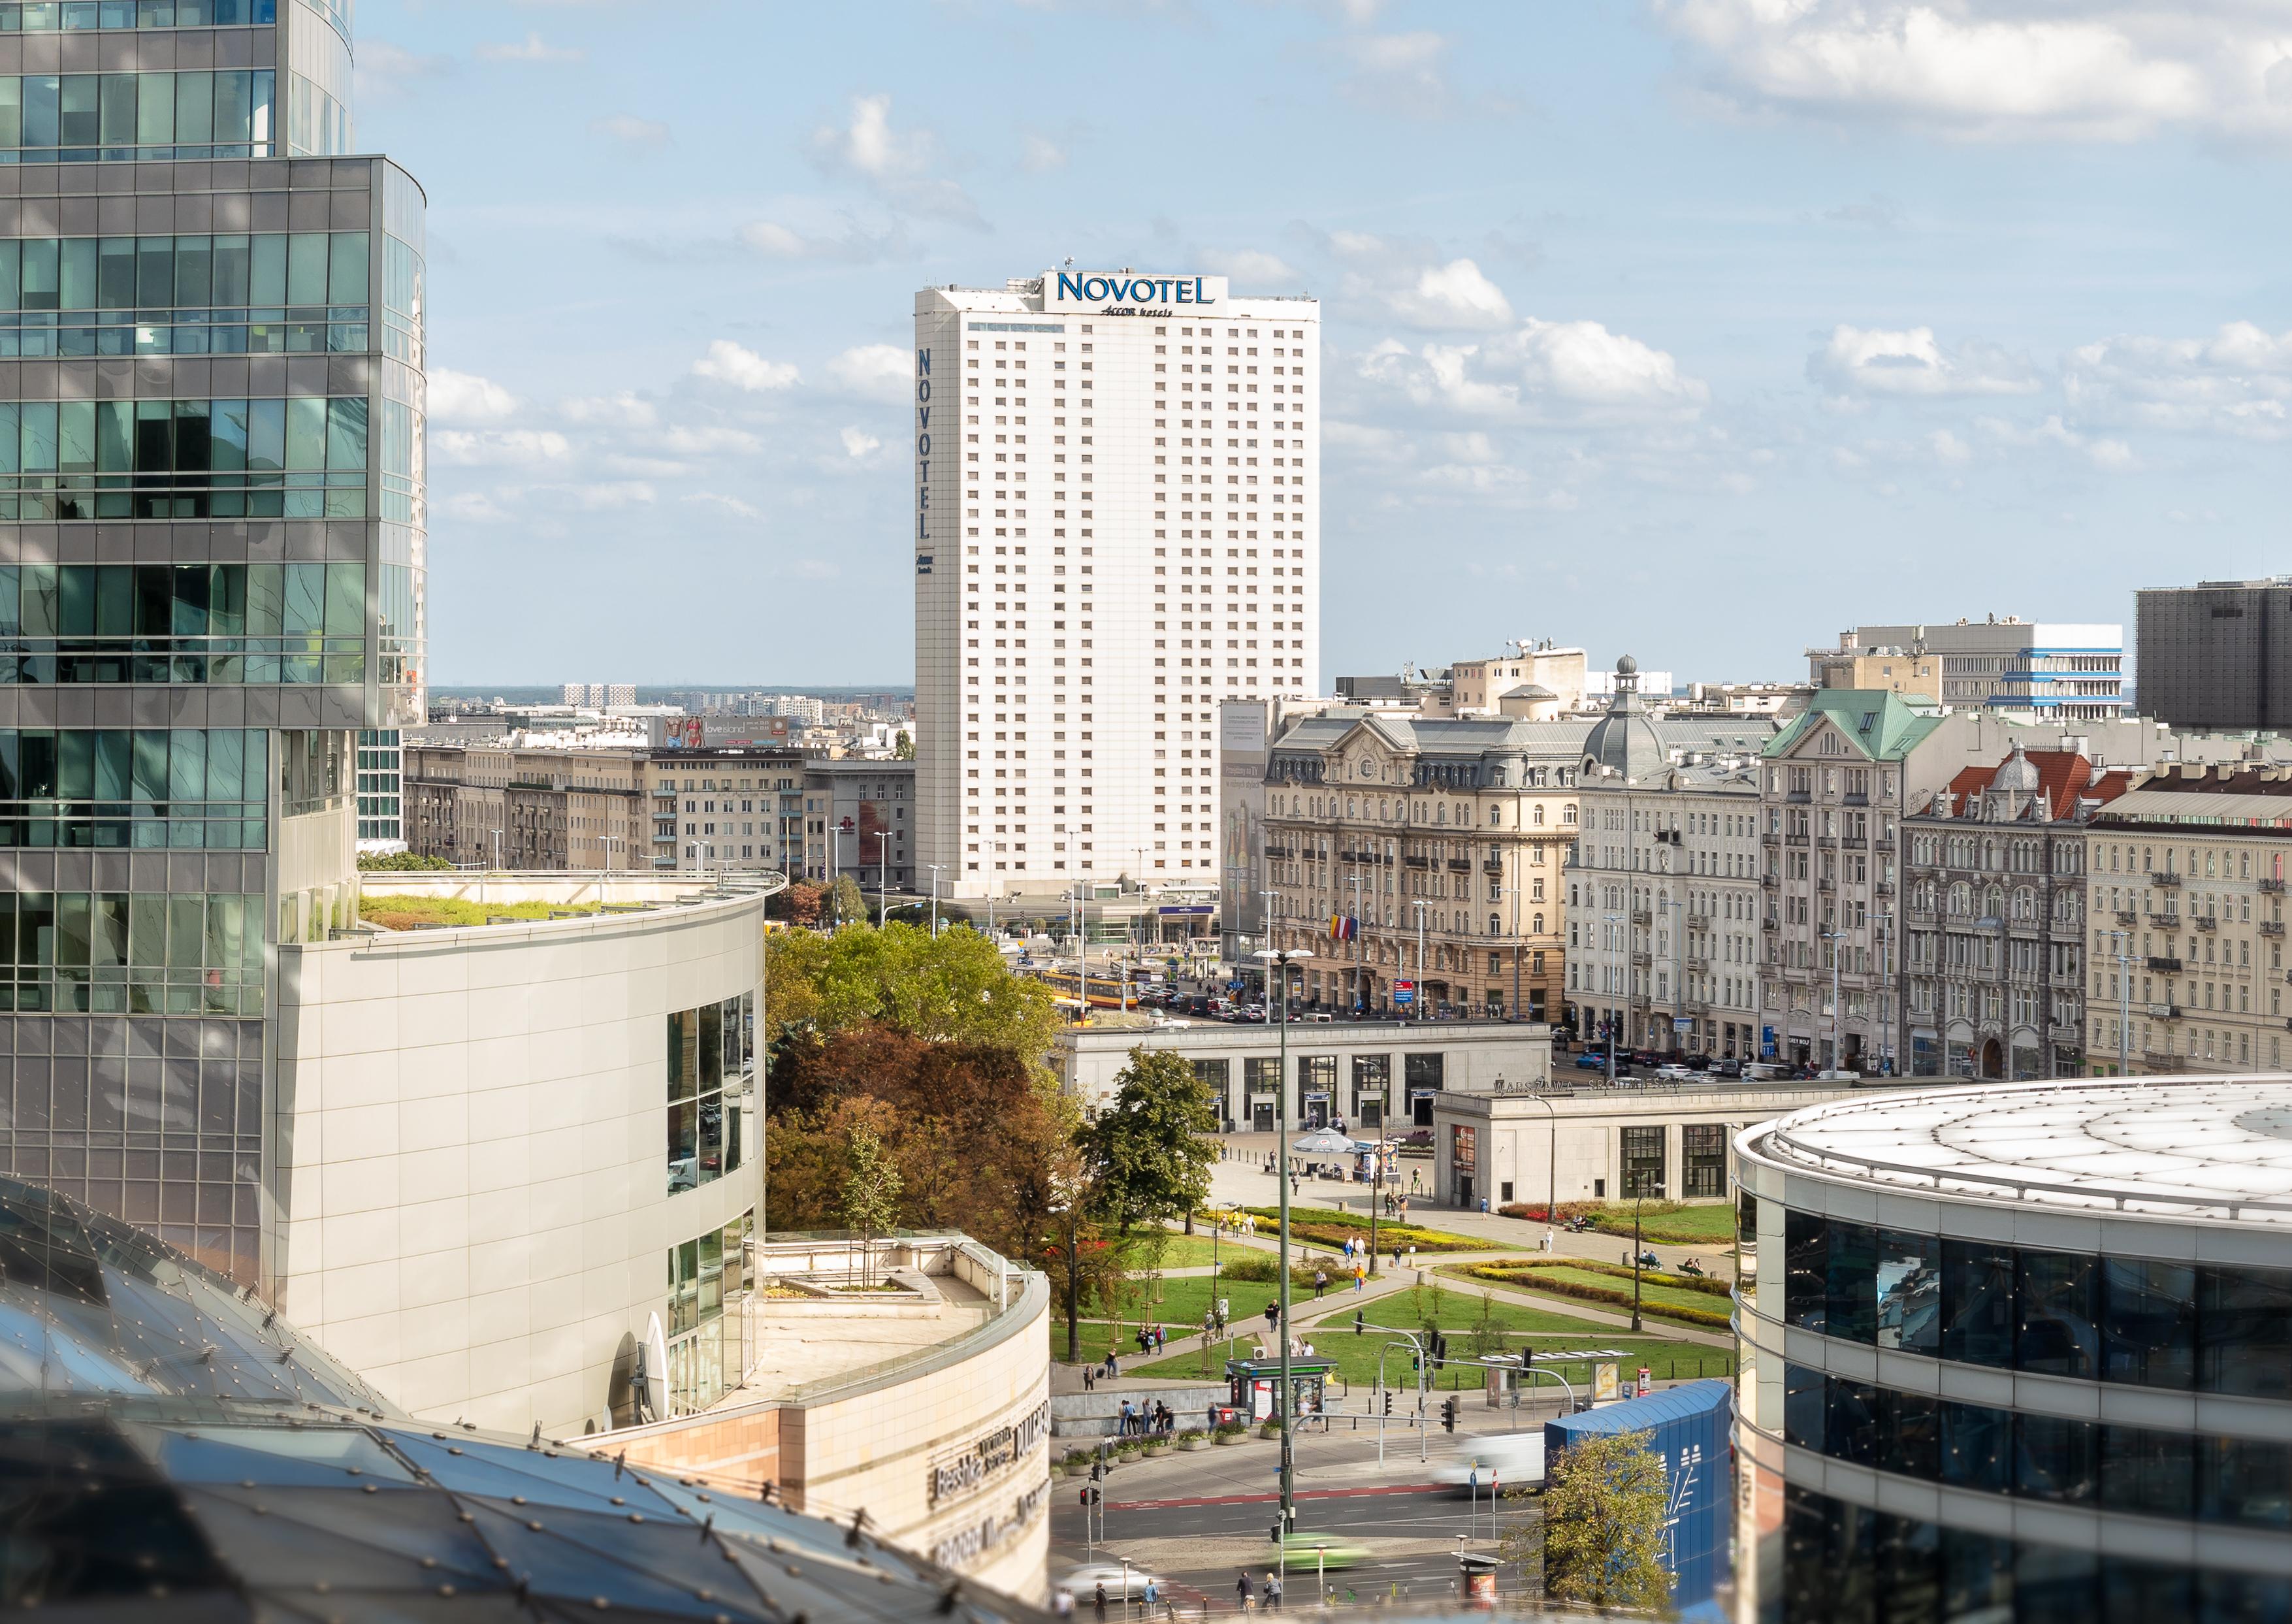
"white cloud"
685,493,764,521
355,40,451,103
1931,427,1973,464
428,368,520,425
590,114,669,150
2062,322,2292,440
1654,1,2292,142
1359,316,1709,425
476,31,584,63
566,481,658,510
808,93,980,223
1385,258,1514,330
692,340,799,392
1020,131,1068,172
439,491,509,523
1809,324,2041,398
826,343,911,402
841,426,884,459
1975,413,2135,470
658,425,762,456
1328,31,1459,116
1199,248,1300,285
737,219,903,263
558,391,658,428
434,429,570,467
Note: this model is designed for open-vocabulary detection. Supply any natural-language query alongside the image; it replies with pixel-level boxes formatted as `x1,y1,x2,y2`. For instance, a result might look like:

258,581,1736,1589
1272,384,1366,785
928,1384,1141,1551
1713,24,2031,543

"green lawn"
1072,1272,1373,1342
1454,1263,1731,1329
1130,1323,1734,1391
1118,1231,1226,1270
1238,1207,1486,1252
1515,1201,1737,1246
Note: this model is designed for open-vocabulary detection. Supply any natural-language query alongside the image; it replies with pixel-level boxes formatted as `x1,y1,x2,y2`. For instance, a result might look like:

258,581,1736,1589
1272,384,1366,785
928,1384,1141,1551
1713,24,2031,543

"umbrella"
1290,1128,1357,1155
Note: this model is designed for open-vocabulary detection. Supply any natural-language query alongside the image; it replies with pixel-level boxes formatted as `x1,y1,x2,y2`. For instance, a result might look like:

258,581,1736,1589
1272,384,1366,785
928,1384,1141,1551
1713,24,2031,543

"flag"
1329,915,1357,942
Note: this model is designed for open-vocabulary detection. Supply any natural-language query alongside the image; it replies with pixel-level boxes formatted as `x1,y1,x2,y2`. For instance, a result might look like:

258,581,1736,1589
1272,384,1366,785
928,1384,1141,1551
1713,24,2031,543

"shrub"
1214,1252,1324,1287
1213,1419,1248,1438
1466,1261,1733,1329
1177,1429,1206,1444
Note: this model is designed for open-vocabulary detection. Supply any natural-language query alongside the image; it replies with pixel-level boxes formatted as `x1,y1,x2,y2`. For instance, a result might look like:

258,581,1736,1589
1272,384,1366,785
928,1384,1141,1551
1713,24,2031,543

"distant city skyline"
360,1,2292,685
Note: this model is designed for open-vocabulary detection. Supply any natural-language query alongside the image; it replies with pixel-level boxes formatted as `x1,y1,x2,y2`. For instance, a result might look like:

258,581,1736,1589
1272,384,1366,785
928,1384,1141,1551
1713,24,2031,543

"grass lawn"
1119,1231,1226,1269
1452,1262,1731,1329
361,895,605,930
1238,1207,1485,1253
1130,1322,1734,1391
1521,1201,1737,1246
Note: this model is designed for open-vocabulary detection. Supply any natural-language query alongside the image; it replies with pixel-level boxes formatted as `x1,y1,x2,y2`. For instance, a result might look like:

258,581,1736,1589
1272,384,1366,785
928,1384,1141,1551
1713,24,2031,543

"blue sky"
358,1,2292,687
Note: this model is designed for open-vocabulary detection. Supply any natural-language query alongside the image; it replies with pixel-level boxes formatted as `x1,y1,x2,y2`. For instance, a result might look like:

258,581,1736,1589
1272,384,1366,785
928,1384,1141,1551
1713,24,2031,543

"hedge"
1462,1261,1734,1331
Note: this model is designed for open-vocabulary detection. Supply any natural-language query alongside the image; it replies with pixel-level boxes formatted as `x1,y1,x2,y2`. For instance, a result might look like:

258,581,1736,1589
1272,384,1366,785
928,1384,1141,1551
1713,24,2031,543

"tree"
894,730,915,760
357,851,452,871
769,881,826,926
830,874,867,926
1508,1427,1672,1614
841,1120,904,1287
1083,1047,1219,1235
764,920,1061,1076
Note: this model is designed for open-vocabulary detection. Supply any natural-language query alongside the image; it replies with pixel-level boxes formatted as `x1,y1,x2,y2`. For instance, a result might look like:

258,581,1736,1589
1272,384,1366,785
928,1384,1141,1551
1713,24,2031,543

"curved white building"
1734,1079,2292,1623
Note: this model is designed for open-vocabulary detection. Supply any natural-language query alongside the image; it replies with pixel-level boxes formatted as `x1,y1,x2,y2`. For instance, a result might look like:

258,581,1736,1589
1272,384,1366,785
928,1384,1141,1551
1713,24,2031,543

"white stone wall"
267,890,764,1436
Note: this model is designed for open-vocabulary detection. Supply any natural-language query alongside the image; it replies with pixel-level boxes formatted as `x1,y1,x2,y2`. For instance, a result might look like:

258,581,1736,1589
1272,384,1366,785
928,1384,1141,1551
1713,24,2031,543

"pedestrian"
1392,1244,1401,1270
1094,1583,1108,1622
1354,1262,1366,1291
1084,1365,1095,1392
1263,1301,1280,1337
1120,1399,1133,1436
1143,1580,1159,1613
1266,1572,1283,1611
1314,1268,1327,1299
1053,1585,1074,1618
1236,1574,1255,1613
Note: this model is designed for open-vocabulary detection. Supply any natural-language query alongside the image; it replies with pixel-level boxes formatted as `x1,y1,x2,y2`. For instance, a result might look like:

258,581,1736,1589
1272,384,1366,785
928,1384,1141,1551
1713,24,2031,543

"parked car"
1654,1063,1697,1081
1713,1058,1745,1079
1574,1052,1611,1070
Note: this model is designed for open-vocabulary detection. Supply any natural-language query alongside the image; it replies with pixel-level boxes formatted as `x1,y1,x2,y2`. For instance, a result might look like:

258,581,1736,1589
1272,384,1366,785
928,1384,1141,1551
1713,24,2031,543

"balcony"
1631,951,1652,967
1875,879,1894,897
1784,833,1809,848
2193,916,2218,932
2148,1003,2182,1020
1818,876,1835,892
2115,911,2138,926
2152,871,2183,888
1483,860,1504,875
2259,876,2287,894
2265,921,2287,939
1686,956,1711,974
1448,859,1472,873
2147,956,2182,972
1403,854,1428,869
1760,873,1779,889
1630,909,1652,926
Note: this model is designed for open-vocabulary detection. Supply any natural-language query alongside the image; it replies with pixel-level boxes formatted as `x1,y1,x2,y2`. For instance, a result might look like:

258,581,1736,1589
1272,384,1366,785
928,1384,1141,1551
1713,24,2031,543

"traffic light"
1442,1397,1459,1433
1382,1390,1393,1417
1090,1461,1102,1482
1354,1310,1364,1337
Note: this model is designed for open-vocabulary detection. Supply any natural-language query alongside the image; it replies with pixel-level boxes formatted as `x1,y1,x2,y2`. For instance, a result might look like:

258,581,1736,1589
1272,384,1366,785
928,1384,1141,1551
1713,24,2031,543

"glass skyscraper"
0,0,425,1286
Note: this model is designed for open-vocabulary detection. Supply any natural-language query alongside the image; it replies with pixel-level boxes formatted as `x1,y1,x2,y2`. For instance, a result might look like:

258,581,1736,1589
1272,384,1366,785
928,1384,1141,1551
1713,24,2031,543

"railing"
2264,922,2285,939
2116,910,2138,925
2193,916,2218,932
1630,909,1651,926
2153,871,2183,888
2263,878,2286,894
2147,956,2182,971
2148,1003,2182,1020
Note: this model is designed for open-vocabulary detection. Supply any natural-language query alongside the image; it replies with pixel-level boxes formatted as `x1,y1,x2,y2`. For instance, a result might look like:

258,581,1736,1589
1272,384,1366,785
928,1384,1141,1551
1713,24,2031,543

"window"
1244,1056,1280,1094
1620,1125,1664,1197
1825,1220,1878,1344
665,1210,752,1417
1939,1240,2015,1367
666,992,754,1196
1875,1229,1941,1354
1785,1209,1828,1333
1190,1056,1230,1121
1683,1122,1726,1197
2016,1251,2097,1379
2099,1259,2197,1390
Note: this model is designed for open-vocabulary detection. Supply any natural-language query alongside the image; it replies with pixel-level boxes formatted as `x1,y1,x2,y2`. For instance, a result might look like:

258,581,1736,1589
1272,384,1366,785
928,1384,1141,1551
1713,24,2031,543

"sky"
356,0,2292,688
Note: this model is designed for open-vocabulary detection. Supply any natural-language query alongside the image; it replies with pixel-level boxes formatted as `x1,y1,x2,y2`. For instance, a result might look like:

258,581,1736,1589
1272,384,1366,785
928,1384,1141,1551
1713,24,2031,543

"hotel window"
666,991,754,1195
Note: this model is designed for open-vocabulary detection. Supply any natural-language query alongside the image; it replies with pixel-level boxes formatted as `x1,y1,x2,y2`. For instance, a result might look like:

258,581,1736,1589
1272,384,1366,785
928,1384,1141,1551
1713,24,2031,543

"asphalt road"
1050,1483,1528,1610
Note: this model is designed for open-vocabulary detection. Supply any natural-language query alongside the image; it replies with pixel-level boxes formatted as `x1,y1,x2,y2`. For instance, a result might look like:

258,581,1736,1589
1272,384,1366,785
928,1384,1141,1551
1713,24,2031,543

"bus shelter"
1226,1357,1334,1422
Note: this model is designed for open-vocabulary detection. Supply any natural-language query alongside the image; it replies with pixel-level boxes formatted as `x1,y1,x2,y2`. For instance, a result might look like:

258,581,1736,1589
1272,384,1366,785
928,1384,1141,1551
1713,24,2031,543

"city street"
1048,1415,1550,1610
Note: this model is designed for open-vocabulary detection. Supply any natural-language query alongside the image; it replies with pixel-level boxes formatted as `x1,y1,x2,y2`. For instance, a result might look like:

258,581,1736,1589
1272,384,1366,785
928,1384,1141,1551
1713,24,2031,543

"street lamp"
1413,900,1429,1025
1821,929,1845,1072
1253,943,1306,1544
926,864,944,937
2106,928,2132,1077
1602,911,1624,1086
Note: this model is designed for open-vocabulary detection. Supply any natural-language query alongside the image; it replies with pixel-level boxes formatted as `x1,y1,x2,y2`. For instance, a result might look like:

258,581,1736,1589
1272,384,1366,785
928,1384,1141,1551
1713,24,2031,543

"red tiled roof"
1943,751,2131,821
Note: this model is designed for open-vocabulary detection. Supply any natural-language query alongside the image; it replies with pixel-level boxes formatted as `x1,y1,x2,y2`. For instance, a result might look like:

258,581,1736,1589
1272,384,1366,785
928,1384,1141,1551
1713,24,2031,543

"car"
1267,1531,1372,1571
1713,1058,1745,1079
1432,1431,1546,1493
1653,1063,1696,1081
1574,1052,1610,1070
1059,1563,1162,1600
1815,1068,1862,1082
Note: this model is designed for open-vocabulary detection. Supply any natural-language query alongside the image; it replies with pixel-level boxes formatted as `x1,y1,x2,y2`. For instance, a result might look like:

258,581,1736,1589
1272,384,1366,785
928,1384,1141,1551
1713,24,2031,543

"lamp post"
1346,874,1366,1016
1822,928,1845,1072
1253,943,1305,1544
1413,900,1428,1024
2106,928,2131,1077
1629,1191,1646,1332
926,864,943,937
1602,912,1624,1085
1532,1091,1558,1252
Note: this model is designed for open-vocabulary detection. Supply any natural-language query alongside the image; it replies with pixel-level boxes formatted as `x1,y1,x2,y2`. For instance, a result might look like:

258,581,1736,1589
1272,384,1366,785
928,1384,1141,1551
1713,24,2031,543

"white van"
1433,1431,1545,1492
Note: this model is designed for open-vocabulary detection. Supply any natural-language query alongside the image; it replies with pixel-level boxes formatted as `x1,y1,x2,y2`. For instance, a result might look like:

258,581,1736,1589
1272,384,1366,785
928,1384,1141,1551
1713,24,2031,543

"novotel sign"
1046,270,1229,314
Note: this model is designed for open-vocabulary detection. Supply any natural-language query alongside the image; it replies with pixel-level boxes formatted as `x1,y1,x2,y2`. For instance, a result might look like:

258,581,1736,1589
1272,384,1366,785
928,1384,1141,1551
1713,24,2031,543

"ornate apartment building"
1260,710,1579,1018
1568,662,1773,1058
2086,764,2292,1075
1899,745,2123,1080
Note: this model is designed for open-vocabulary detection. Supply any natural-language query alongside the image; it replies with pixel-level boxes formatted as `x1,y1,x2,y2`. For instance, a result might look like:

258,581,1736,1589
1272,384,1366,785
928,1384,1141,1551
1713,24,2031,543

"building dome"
1617,654,1638,675
1990,739,2042,794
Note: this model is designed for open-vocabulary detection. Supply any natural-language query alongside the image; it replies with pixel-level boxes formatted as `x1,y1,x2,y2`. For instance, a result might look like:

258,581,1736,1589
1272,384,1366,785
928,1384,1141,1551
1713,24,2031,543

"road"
1048,1408,1549,1611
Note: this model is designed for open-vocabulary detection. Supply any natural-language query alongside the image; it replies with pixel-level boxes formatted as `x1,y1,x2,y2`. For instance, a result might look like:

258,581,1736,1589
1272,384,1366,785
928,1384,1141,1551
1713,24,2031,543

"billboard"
649,715,794,750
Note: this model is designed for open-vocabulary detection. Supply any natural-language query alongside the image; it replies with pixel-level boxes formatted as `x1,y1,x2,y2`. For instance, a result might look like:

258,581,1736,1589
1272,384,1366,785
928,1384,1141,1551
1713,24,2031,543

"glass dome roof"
0,1178,1046,1622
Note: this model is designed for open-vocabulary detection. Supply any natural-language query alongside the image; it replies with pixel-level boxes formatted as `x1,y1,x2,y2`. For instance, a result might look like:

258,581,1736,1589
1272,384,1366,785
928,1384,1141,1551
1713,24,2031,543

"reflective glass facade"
0,0,425,1284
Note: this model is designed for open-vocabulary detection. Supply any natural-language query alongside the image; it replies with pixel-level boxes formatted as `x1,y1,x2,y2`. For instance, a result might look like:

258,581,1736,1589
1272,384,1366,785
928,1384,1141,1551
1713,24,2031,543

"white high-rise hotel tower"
914,270,1319,897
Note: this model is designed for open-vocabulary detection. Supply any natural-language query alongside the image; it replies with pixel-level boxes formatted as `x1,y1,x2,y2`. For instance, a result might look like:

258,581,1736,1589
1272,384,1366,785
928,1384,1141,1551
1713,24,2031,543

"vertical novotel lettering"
915,347,932,544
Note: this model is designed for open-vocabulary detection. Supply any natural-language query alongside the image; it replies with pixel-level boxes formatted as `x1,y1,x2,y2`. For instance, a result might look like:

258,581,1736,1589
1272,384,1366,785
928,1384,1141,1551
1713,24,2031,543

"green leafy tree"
893,730,915,760
764,920,1061,1073
1083,1047,1219,1235
1507,1427,1672,1615
830,874,867,926
357,851,453,871
841,1121,904,1287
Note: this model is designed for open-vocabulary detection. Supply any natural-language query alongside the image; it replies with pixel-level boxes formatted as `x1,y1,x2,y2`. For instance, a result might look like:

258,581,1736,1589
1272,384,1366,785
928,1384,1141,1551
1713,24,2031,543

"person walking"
1236,1574,1255,1613
1093,1583,1108,1622
1313,1267,1327,1300
1266,1572,1283,1611
1353,1261,1366,1291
